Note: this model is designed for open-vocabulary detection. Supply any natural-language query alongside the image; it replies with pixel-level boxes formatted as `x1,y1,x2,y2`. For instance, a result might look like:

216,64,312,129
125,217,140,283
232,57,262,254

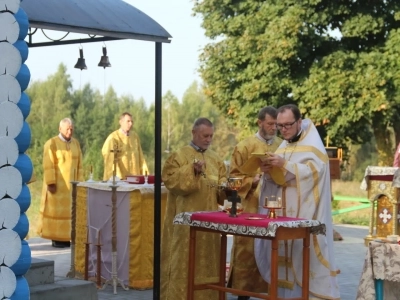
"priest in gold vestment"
227,106,281,300
161,118,227,300
255,104,340,299
102,112,148,180
38,118,83,248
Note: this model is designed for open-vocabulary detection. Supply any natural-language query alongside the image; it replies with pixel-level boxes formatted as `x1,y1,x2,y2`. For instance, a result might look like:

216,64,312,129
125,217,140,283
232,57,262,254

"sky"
26,0,209,106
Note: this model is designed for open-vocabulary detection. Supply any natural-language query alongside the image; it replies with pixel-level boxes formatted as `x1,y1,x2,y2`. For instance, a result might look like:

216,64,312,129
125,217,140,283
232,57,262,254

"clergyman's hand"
47,184,56,194
259,160,272,173
252,174,261,188
193,159,206,177
266,153,285,168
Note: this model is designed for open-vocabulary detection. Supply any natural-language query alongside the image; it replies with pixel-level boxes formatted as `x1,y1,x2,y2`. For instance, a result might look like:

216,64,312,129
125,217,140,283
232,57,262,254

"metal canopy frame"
21,0,167,298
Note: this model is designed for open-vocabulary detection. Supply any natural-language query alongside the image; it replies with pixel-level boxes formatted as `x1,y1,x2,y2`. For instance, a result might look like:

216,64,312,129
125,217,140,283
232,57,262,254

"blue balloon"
16,64,30,92
14,154,33,184
15,8,29,40
15,184,31,213
10,241,31,276
13,40,29,63
10,275,30,300
12,213,29,240
14,122,31,153
17,93,31,119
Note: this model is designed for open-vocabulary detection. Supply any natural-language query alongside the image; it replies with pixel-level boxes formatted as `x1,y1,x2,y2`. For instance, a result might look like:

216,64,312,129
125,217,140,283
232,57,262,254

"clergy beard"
60,133,71,142
260,129,275,141
286,130,302,143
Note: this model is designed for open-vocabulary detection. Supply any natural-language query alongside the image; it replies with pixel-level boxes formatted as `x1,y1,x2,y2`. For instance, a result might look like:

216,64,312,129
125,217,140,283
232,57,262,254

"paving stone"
28,224,368,300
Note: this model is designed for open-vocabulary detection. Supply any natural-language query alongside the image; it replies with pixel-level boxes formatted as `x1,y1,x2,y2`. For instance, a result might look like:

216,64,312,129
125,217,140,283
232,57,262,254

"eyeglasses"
276,120,297,130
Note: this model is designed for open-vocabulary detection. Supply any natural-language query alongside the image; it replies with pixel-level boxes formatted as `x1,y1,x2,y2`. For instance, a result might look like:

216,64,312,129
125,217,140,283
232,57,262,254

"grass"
331,179,370,226
26,179,371,238
26,180,42,238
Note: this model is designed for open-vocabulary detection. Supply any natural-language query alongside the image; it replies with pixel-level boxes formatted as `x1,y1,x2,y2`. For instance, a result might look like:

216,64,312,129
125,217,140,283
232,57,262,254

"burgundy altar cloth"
191,211,304,227
174,211,325,238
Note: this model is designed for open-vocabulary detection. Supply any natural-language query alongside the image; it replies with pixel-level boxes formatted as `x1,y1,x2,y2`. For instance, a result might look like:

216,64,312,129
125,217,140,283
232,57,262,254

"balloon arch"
0,0,170,298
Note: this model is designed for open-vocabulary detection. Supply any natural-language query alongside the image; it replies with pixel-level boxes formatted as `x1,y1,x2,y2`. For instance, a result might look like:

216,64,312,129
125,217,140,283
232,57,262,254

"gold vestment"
37,136,83,241
161,145,226,300
228,135,281,293
101,130,148,180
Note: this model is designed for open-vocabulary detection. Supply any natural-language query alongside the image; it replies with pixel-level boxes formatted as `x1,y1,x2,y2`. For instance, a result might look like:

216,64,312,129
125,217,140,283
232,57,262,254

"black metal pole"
153,41,162,300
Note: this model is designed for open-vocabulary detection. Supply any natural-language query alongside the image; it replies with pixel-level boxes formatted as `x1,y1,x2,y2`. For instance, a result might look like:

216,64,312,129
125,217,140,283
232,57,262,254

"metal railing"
332,195,369,216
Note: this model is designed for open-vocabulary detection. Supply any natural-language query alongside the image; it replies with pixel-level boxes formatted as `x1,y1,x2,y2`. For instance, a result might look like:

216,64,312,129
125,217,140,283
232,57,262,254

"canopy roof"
21,0,172,46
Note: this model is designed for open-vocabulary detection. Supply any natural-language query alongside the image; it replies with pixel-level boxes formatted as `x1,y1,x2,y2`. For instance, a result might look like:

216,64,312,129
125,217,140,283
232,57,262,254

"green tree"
27,63,74,177
194,0,400,165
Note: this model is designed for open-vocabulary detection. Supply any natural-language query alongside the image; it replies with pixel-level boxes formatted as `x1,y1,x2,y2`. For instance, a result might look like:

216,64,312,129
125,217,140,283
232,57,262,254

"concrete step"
30,276,98,300
25,258,54,286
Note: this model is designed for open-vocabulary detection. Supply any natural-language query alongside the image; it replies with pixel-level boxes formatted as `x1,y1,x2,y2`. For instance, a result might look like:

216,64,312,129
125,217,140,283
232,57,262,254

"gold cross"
287,206,295,216
110,142,121,183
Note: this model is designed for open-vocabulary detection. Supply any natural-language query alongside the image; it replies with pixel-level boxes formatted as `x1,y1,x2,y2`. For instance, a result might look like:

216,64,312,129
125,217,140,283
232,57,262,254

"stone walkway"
28,224,368,299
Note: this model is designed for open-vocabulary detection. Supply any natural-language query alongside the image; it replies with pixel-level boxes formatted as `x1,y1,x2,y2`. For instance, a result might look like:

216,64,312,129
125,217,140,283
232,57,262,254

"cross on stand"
226,177,243,218
228,189,241,218
101,143,129,294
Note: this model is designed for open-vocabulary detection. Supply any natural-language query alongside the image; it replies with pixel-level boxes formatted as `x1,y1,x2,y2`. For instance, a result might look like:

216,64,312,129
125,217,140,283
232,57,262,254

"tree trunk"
393,122,400,150
373,126,394,166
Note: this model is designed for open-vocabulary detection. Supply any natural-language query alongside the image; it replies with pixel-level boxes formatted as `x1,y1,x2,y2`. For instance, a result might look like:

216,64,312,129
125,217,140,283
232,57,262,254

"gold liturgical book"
240,153,286,185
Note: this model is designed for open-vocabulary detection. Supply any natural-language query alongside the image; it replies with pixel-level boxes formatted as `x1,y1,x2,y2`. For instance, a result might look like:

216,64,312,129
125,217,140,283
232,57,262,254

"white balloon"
0,199,20,229
0,101,23,138
0,12,19,44
0,0,20,13
0,136,18,167
0,266,17,297
0,229,21,267
0,74,21,104
0,42,21,76
0,166,22,199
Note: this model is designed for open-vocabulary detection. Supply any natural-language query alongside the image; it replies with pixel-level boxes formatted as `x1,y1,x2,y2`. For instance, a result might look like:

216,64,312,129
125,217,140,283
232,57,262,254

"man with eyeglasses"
254,104,340,299
227,106,282,300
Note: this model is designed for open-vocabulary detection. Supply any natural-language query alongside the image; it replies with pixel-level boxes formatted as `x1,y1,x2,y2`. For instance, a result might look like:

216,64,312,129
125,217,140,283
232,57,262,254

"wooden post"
66,179,79,278
101,143,128,293
84,227,90,281
96,231,102,288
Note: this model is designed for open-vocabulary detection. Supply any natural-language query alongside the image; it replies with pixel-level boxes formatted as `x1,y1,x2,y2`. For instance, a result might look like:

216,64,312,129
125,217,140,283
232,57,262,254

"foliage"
193,0,400,165
26,64,238,181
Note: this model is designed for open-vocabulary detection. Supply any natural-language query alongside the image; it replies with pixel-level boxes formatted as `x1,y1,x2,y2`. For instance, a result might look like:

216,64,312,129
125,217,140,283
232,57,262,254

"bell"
98,46,111,68
74,48,87,70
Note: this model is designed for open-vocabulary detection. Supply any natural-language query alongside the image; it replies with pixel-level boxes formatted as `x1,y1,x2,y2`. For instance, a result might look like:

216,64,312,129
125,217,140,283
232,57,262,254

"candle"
90,165,93,174
73,169,76,181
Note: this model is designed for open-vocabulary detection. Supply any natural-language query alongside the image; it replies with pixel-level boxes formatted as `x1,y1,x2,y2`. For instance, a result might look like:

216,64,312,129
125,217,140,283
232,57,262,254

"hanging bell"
74,48,87,70
98,46,111,68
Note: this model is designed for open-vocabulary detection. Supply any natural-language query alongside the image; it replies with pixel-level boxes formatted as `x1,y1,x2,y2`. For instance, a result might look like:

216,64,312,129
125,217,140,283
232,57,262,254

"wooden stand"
96,231,102,288
187,225,311,300
66,180,79,278
101,142,129,293
101,184,129,293
84,227,90,281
